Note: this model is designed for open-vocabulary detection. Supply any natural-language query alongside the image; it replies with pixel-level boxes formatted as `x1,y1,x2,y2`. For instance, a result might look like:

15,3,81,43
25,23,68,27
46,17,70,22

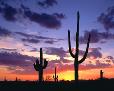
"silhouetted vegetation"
68,11,91,83
45,76,52,81
100,70,104,80
4,77,7,82
53,67,58,82
33,48,48,83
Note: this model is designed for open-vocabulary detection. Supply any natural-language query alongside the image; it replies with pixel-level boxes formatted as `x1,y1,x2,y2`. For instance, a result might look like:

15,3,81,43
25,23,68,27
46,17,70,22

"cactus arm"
68,30,75,58
53,67,58,82
78,34,91,64
43,59,48,69
57,75,58,78
53,75,54,78
33,63,39,71
36,59,40,65
34,59,40,71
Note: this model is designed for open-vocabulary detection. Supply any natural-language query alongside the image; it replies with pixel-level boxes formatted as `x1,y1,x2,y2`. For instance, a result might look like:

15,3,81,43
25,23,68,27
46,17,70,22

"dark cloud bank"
79,29,114,44
98,6,114,30
0,1,65,29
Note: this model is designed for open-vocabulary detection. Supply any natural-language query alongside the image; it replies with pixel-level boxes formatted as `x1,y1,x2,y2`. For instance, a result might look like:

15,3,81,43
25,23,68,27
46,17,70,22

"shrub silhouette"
33,48,48,83
68,11,91,83
53,66,58,82
45,75,52,81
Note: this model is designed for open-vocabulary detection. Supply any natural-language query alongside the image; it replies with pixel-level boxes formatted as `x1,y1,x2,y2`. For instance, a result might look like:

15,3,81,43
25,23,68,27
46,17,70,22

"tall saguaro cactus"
68,11,91,82
53,67,58,82
33,48,48,83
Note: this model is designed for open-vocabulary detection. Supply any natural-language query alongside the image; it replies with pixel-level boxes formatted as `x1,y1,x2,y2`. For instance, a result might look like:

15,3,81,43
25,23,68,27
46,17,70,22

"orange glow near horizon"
1,67,114,81
59,71,74,81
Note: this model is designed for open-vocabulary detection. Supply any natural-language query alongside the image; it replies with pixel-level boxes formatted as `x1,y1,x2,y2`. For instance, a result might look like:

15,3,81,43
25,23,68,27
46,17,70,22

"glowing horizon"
1,66,114,81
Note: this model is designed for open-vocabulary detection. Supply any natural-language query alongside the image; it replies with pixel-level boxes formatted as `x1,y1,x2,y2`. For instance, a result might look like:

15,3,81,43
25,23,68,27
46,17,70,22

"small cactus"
33,48,48,83
53,67,58,82
15,77,18,81
100,70,103,79
4,76,7,82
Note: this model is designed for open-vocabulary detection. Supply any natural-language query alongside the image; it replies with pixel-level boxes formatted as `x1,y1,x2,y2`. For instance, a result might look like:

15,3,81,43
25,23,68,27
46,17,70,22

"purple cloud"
107,56,113,60
0,48,17,52
22,38,40,44
97,6,114,30
0,51,37,74
88,48,102,58
16,32,64,44
45,47,67,60
44,40,57,44
0,27,12,37
38,0,57,8
72,47,102,59
24,10,63,29
0,51,35,67
0,2,65,29
79,29,114,44
53,13,65,19
0,3,17,21
15,32,56,40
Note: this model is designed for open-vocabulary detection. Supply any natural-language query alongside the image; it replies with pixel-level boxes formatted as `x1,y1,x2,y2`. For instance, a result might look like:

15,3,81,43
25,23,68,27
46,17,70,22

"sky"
0,0,114,81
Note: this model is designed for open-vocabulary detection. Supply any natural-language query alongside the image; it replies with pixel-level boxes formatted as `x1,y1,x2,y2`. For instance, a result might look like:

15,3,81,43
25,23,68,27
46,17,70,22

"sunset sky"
0,0,114,81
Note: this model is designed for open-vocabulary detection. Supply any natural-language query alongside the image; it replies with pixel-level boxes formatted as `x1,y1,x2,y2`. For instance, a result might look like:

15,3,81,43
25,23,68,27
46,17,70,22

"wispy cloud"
21,38,40,44
0,27,12,37
44,47,67,59
44,40,57,44
38,0,57,8
15,31,64,44
0,48,17,52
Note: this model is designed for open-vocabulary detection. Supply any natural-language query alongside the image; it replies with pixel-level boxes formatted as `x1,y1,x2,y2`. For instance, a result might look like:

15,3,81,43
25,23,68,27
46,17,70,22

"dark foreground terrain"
0,79,114,91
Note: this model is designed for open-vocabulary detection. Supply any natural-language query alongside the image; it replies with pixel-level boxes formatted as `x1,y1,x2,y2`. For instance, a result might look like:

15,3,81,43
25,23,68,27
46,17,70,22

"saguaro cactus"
33,48,48,83
68,11,91,82
53,67,58,82
100,70,103,79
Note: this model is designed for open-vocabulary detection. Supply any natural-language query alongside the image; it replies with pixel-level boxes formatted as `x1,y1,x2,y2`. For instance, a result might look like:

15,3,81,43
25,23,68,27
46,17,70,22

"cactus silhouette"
15,77,18,82
100,70,103,79
68,11,91,82
33,48,48,83
53,67,58,82
4,76,7,82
